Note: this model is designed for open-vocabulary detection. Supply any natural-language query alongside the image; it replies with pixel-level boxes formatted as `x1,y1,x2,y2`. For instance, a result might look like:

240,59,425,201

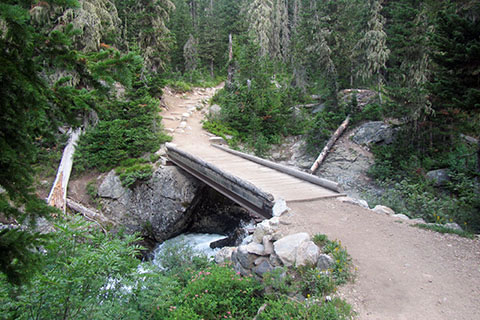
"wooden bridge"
166,143,344,218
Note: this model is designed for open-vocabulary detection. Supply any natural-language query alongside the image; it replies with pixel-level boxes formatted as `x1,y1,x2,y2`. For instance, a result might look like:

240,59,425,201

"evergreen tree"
353,0,390,100
183,34,199,74
245,0,274,57
169,0,195,72
427,1,480,147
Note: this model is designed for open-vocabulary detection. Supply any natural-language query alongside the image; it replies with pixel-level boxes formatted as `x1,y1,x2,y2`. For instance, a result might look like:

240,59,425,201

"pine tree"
427,1,480,147
183,34,199,74
245,0,274,57
169,0,194,72
353,0,390,101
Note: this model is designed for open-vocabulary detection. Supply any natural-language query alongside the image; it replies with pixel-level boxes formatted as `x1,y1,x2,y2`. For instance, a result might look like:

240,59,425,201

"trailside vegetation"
0,221,354,319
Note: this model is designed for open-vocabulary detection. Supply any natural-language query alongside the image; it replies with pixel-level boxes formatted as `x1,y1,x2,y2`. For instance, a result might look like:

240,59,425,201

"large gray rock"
273,232,310,267
426,169,450,187
246,242,266,256
295,241,320,267
232,245,258,269
98,170,125,199
352,121,395,145
209,104,221,119
253,259,273,277
372,205,395,216
99,166,202,242
215,247,236,264
317,254,334,271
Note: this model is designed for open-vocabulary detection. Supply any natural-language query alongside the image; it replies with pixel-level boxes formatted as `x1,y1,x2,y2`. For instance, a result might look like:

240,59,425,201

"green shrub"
297,267,336,297
413,224,474,239
323,240,352,285
170,264,264,319
313,233,328,247
258,296,353,320
116,163,154,188
75,93,171,172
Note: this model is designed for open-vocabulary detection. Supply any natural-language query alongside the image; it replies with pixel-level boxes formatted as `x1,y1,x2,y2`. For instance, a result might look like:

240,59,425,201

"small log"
47,128,83,213
310,115,351,174
66,198,111,234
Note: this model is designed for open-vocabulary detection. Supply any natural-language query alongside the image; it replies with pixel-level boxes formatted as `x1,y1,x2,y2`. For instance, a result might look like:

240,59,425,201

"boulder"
445,222,463,231
295,241,320,267
246,242,266,256
337,196,370,209
273,232,310,267
98,170,125,199
100,166,202,242
393,214,410,220
372,205,395,216
252,220,277,243
253,259,273,277
215,247,236,264
352,121,395,146
426,169,450,187
317,254,334,271
232,245,258,269
209,136,226,145
209,104,221,119
272,198,289,217
263,235,274,255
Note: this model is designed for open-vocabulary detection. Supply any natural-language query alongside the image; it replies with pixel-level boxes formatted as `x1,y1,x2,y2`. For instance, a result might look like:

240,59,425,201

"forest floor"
161,86,480,320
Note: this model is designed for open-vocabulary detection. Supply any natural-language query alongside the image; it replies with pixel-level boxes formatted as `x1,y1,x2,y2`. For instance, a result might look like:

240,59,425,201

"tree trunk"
210,59,214,79
310,115,351,174
227,33,234,89
47,128,82,213
66,198,111,225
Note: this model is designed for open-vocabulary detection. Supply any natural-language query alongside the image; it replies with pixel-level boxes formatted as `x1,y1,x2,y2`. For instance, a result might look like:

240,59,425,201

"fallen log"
47,128,82,213
310,115,351,174
66,198,111,233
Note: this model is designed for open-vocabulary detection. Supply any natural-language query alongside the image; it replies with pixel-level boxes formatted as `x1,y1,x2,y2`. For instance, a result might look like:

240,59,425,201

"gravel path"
162,86,480,320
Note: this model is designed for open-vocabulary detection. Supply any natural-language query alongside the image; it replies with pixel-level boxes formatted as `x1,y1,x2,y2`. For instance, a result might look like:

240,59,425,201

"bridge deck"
190,149,339,202
167,143,342,218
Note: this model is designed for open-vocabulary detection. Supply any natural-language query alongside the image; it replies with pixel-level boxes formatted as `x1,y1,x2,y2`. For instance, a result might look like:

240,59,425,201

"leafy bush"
258,296,353,320
368,136,480,233
170,264,264,319
116,163,154,188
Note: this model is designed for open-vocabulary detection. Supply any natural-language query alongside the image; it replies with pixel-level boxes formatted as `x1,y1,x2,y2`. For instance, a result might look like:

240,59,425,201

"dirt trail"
161,87,480,320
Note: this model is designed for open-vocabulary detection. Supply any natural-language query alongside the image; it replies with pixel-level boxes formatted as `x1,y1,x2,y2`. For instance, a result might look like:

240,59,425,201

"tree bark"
227,33,234,89
47,128,82,213
66,198,111,226
310,115,351,174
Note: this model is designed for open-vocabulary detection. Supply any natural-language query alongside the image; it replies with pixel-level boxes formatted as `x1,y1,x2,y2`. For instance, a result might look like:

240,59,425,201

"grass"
413,223,475,239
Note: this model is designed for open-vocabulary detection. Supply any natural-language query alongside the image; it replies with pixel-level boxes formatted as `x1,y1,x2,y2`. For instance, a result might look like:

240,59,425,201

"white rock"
263,235,274,255
337,196,369,209
215,247,236,264
272,198,289,217
393,214,410,220
178,121,187,128
252,220,277,243
295,241,320,267
268,217,280,227
372,205,395,215
246,242,265,256
209,136,226,145
445,222,463,231
273,232,310,267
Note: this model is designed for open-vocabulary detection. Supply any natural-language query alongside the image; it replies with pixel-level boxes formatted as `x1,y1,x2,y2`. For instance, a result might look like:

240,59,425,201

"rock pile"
215,217,334,279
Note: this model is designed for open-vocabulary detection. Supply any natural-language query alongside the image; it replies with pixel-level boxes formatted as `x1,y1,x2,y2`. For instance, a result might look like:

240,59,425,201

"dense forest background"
0,0,479,317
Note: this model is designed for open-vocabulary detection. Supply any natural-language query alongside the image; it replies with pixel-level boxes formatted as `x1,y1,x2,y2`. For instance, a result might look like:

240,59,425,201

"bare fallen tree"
310,115,351,174
47,128,83,213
